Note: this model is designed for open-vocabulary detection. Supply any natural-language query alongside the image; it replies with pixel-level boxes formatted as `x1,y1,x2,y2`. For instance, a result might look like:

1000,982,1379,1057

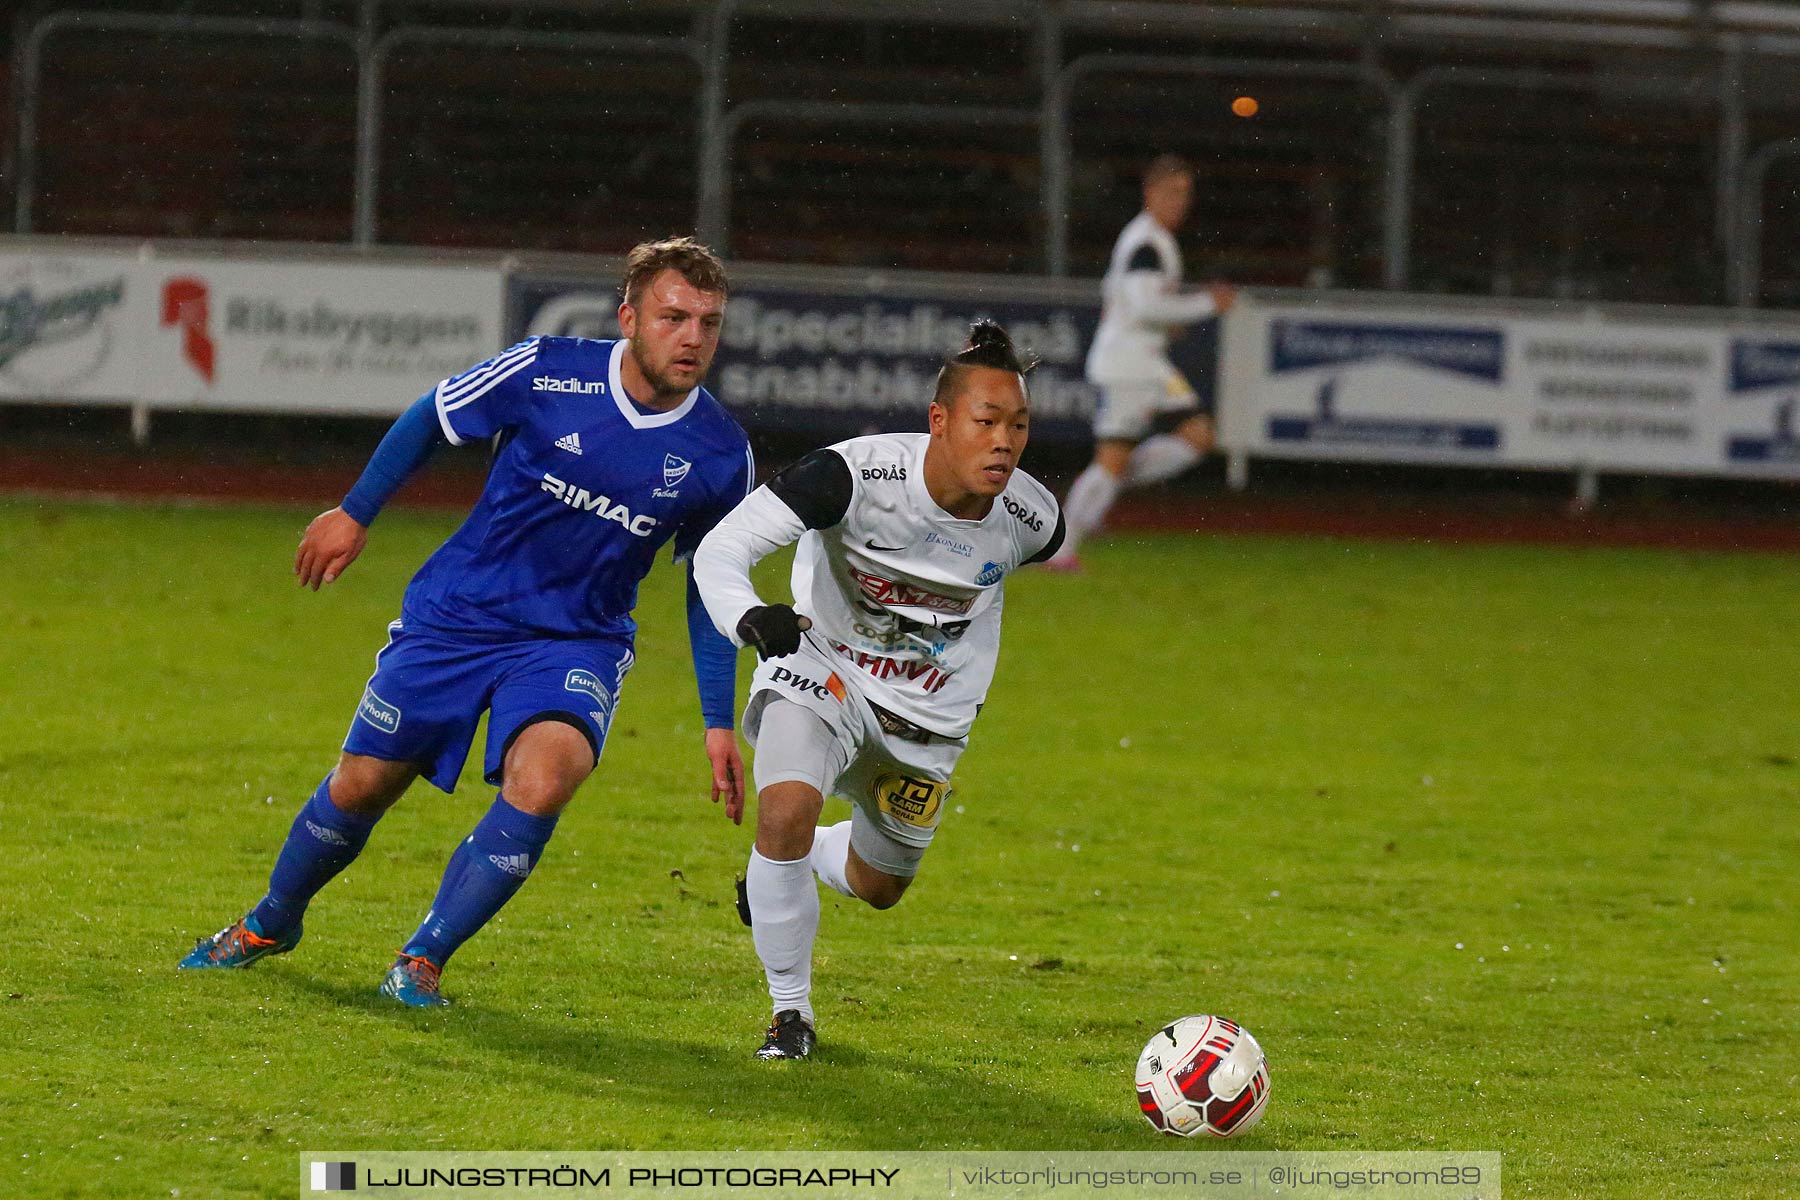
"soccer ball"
1134,1015,1270,1137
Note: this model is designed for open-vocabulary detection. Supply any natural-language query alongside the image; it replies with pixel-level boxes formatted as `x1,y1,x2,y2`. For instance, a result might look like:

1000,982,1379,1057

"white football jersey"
693,432,1063,738
1086,210,1217,383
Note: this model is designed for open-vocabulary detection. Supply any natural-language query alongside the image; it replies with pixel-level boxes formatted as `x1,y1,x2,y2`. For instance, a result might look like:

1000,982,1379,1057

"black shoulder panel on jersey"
766,448,854,530
1126,243,1165,273
1024,507,1067,565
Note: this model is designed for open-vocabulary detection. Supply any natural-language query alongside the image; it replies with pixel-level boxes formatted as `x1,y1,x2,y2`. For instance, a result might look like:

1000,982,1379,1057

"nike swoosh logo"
865,540,907,552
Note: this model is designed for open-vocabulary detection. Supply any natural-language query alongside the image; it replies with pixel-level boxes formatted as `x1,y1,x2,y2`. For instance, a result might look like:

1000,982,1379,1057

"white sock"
746,847,818,1022
810,821,856,897
1126,434,1202,486
1060,463,1121,555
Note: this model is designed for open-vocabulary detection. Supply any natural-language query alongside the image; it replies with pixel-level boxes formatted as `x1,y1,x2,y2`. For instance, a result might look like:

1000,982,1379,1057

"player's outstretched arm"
691,488,812,656
1120,270,1232,326
294,392,446,590
692,448,853,658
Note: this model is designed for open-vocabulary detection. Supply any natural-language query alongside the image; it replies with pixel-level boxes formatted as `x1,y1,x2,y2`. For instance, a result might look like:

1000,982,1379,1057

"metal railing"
354,25,708,245
1736,138,1800,307
13,10,360,235
11,2,1799,304
1045,53,1397,279
707,100,1041,256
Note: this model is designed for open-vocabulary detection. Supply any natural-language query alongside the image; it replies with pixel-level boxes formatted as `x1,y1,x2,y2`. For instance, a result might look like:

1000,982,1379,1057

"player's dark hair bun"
968,320,1011,353
952,319,1035,375
932,319,1034,407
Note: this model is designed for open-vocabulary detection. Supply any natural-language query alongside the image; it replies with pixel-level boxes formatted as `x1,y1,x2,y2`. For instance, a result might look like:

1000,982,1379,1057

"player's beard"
628,333,708,402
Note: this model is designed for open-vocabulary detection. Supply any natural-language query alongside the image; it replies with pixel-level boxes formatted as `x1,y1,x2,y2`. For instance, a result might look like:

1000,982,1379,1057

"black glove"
737,604,811,659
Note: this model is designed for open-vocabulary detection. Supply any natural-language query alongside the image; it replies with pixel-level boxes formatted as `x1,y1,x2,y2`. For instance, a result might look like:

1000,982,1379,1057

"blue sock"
404,795,558,966
249,776,381,939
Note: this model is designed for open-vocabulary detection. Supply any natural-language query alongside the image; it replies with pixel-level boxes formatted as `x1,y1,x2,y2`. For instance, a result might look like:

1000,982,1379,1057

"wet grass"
0,498,1794,1197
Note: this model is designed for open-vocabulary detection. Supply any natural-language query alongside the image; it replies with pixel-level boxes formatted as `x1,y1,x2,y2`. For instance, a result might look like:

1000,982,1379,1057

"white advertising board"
2,236,1796,483
1719,334,1800,475
0,249,149,403
137,257,504,416
1219,298,1800,479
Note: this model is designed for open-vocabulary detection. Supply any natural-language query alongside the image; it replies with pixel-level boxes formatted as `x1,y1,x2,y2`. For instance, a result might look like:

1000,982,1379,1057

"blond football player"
1048,153,1236,570
693,321,1064,1059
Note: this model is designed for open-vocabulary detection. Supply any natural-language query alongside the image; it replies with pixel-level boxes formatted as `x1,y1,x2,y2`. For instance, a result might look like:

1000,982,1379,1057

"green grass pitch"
0,497,1794,1198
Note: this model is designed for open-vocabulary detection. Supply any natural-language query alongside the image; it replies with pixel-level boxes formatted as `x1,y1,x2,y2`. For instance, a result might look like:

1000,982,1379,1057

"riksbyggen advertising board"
139,258,504,415
511,271,1102,443
0,248,148,402
1220,297,1800,479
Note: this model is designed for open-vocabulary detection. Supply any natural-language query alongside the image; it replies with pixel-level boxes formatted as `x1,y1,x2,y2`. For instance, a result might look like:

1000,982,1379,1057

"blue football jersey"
402,337,754,640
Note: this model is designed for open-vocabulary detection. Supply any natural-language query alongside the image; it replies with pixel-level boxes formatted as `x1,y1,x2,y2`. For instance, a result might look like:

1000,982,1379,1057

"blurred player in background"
1046,154,1236,571
178,238,754,1006
693,321,1064,1059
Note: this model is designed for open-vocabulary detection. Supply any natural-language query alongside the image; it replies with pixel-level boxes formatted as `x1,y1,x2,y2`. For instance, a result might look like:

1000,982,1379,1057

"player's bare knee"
329,752,415,815
502,718,595,817
1094,441,1134,478
502,774,580,818
755,781,823,860
503,754,591,814
1174,415,1215,454
860,878,909,910
846,849,911,909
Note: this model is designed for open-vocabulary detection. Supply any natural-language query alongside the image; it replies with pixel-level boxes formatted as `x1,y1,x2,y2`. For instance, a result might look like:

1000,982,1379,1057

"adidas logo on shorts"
555,432,583,455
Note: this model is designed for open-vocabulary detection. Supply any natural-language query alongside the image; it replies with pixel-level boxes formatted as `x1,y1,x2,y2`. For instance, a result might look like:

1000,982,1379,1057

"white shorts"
1092,365,1202,441
743,638,966,878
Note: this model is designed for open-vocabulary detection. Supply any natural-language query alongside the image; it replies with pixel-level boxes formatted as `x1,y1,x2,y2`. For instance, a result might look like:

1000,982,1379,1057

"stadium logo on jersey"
975,560,1005,586
563,669,613,719
861,464,907,481
849,568,974,615
532,375,606,395
540,473,658,536
769,665,846,704
555,432,583,455
161,276,216,383
356,688,401,734
1000,496,1043,532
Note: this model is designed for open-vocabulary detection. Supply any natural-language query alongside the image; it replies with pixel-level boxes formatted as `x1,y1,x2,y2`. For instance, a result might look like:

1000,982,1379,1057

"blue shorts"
341,620,635,793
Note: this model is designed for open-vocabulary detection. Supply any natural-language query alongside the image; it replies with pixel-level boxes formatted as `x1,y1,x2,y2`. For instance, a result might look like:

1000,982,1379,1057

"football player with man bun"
693,320,1064,1060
